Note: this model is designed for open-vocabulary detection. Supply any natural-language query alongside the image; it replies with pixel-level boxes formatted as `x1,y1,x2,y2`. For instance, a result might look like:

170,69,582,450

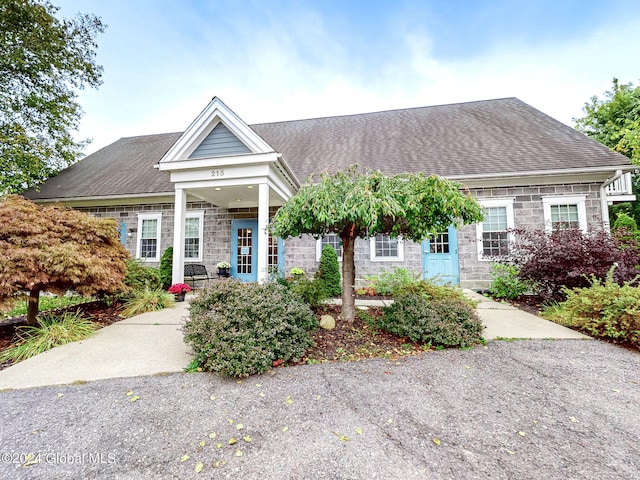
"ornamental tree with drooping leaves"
0,195,129,325
269,166,484,322
0,0,106,194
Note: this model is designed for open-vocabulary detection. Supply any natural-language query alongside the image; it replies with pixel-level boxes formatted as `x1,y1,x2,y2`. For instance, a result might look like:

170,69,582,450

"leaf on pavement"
199,440,206,447
433,438,441,445
355,427,363,435
518,431,526,437
286,396,293,404
130,395,139,402
180,455,190,462
282,426,289,432
228,438,237,445
243,435,252,442
333,431,350,442
236,423,244,430
195,461,203,473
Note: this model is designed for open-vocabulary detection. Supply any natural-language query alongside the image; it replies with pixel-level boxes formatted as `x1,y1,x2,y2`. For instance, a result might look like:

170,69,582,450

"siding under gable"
189,123,251,158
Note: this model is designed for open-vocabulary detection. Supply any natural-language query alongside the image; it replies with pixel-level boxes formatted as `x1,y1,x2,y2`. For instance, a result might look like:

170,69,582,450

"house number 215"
211,169,224,177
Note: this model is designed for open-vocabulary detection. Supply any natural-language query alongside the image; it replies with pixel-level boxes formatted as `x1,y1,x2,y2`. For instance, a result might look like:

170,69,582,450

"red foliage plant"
0,196,130,324
509,227,640,300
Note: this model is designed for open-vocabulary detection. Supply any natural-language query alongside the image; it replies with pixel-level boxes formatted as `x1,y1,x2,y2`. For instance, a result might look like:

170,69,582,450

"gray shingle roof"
26,132,182,200
25,98,631,201
252,98,630,180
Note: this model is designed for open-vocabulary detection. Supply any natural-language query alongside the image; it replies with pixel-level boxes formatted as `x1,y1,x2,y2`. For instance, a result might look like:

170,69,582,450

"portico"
157,98,299,285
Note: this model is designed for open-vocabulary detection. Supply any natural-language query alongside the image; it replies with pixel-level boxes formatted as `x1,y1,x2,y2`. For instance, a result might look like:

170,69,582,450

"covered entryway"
421,225,460,284
156,97,299,285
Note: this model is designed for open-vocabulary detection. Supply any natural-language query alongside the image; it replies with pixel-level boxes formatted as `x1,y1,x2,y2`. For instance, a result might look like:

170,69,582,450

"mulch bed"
0,301,125,372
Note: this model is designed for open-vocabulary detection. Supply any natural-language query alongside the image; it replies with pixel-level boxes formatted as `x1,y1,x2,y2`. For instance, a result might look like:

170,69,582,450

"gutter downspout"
600,169,623,231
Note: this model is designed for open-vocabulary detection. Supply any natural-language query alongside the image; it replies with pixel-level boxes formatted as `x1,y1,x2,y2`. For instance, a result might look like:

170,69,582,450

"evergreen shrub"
317,245,341,297
379,293,483,347
184,280,317,377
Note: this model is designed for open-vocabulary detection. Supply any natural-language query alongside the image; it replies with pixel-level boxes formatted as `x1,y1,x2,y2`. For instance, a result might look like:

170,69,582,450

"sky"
53,0,640,155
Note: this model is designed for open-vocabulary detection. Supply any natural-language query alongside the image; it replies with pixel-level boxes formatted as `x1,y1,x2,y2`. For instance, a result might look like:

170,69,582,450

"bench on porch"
184,264,213,288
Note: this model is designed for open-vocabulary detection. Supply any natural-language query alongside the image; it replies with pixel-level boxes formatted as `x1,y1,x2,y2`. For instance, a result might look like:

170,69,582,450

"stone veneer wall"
76,181,604,290
457,182,604,290
78,203,282,276
283,236,423,287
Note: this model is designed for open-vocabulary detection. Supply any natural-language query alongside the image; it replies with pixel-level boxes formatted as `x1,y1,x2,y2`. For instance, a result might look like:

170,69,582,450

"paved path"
0,292,588,390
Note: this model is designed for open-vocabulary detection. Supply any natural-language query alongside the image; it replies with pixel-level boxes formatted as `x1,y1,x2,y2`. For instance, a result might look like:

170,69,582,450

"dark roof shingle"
25,98,631,200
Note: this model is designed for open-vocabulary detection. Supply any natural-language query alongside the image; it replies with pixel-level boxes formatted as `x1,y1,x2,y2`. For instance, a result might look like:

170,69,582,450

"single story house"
24,97,636,290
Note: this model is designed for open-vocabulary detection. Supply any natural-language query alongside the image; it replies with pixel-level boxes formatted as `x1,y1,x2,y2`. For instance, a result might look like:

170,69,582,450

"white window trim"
370,235,404,262
476,198,515,261
542,195,587,233
184,211,204,262
136,213,162,262
316,235,343,262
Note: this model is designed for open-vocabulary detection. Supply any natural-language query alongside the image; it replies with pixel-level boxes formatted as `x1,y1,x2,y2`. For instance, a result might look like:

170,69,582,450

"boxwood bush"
184,280,317,377
379,293,484,347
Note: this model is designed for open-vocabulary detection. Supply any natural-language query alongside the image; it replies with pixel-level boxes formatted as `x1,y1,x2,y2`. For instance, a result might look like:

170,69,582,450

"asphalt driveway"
1,339,638,479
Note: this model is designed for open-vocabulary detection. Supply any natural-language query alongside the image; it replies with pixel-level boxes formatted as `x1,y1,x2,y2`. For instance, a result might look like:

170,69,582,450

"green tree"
0,0,105,194
269,166,484,321
317,244,341,297
0,195,129,325
159,246,173,289
575,78,640,224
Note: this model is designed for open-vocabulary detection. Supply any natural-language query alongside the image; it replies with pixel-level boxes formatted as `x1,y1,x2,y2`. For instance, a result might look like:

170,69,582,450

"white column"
257,183,270,283
172,187,186,284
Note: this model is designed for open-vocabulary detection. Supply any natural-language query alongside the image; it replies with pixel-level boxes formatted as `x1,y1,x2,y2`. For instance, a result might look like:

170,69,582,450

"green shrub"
288,276,329,307
364,267,419,296
159,247,173,289
543,269,640,347
613,213,638,232
184,280,317,377
317,245,341,297
0,312,99,363
124,259,163,293
394,278,476,307
121,287,175,317
379,293,483,347
489,263,530,300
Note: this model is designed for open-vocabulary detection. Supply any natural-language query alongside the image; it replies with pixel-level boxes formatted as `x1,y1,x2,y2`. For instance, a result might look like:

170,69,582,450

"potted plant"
290,267,305,278
168,283,191,302
216,261,231,277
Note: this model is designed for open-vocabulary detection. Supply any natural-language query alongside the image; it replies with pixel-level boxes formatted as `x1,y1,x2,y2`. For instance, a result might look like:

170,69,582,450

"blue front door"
230,220,285,282
422,225,459,284
231,220,258,282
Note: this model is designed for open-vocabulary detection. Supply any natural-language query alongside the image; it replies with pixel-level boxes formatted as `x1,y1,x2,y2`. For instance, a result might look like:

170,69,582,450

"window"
370,234,404,261
136,213,162,261
184,211,204,261
429,232,449,254
477,199,514,260
316,234,343,261
542,196,587,232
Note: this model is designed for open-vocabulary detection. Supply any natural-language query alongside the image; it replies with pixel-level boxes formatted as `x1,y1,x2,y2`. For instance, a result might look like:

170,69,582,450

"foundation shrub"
317,245,341,297
543,268,640,347
489,263,531,300
510,227,640,300
184,280,317,377
364,267,419,296
288,276,329,307
124,259,163,293
394,279,476,307
379,294,483,347
159,247,173,289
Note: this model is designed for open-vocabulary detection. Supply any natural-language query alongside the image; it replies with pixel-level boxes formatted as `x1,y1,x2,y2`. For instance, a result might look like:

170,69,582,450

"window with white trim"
316,234,343,261
370,234,404,261
477,199,514,260
542,196,587,232
184,211,204,261
137,213,162,261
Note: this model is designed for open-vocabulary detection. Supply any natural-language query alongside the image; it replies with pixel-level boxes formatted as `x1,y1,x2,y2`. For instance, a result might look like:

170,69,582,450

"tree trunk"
27,288,40,326
341,235,356,322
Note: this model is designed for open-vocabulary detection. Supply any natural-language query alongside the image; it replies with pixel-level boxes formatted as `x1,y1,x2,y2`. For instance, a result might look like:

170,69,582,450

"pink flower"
168,283,191,294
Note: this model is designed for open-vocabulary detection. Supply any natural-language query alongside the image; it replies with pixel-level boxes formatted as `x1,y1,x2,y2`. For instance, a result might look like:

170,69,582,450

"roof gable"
188,123,251,158
160,97,273,163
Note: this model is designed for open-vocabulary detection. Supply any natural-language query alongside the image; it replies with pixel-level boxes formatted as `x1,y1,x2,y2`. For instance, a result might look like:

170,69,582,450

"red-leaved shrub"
510,227,640,300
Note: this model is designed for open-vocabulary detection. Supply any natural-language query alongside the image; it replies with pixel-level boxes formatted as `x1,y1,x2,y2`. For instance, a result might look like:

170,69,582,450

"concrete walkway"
0,292,589,390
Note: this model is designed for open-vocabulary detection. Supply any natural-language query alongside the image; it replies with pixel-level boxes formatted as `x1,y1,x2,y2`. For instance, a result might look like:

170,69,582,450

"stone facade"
458,182,604,290
78,181,604,290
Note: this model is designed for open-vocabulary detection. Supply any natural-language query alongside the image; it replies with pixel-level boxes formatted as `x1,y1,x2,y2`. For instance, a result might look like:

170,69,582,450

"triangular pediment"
189,123,251,158
159,97,274,163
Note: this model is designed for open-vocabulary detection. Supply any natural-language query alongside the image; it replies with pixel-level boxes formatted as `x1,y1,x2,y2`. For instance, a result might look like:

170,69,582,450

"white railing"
605,172,634,196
